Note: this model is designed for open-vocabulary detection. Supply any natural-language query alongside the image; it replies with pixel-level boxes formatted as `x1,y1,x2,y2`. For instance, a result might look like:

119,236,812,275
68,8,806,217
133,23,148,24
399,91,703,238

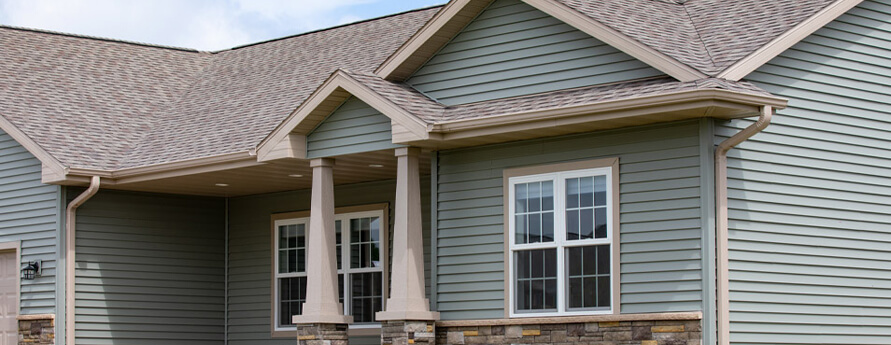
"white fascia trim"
257,70,431,161
524,0,707,82
717,0,864,81
431,89,788,133
0,114,68,178
374,0,475,79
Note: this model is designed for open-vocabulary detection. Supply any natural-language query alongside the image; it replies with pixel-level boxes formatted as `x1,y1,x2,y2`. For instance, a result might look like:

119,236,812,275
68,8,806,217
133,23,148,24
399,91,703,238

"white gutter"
715,106,772,345
65,176,101,345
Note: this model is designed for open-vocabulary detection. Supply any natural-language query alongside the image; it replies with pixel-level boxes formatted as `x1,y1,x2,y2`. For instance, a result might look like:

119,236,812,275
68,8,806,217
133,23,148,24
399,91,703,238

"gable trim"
375,0,494,81
257,70,430,162
523,0,707,82
717,0,864,81
0,114,68,181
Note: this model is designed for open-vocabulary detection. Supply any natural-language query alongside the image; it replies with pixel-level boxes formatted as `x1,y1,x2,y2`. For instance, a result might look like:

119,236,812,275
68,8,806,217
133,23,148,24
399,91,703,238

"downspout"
65,176,101,345
715,106,772,345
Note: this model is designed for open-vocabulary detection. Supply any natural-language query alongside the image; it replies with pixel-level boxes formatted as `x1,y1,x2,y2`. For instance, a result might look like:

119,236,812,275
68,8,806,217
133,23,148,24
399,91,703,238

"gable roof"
378,0,858,81
0,0,862,182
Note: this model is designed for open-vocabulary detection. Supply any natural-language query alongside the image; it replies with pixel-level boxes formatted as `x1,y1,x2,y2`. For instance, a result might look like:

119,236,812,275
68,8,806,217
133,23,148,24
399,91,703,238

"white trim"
507,167,615,318
717,0,864,80
273,208,388,332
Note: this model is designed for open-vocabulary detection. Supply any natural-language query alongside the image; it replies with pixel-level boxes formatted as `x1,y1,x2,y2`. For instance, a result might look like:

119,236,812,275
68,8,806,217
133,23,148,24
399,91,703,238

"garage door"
0,251,16,345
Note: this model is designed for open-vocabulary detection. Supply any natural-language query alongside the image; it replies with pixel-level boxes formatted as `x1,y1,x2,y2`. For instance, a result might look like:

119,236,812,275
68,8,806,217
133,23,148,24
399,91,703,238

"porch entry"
0,250,16,344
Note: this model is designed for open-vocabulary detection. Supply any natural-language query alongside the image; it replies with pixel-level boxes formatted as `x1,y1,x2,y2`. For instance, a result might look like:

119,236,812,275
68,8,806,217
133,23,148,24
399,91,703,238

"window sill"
435,312,702,327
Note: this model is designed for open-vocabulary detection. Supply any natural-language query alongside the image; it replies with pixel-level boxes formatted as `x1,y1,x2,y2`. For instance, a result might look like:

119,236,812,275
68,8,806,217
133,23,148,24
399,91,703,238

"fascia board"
717,0,864,81
432,90,788,133
524,0,708,82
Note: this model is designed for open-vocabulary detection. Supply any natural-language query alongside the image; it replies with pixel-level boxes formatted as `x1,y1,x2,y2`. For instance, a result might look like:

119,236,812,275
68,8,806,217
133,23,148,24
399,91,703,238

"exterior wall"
73,190,225,345
435,121,706,320
0,129,61,316
226,179,430,345
406,0,665,106
306,97,404,159
725,1,891,344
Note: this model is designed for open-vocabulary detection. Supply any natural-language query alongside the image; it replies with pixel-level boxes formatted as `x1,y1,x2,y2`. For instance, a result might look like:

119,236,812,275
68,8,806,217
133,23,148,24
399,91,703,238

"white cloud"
0,0,395,51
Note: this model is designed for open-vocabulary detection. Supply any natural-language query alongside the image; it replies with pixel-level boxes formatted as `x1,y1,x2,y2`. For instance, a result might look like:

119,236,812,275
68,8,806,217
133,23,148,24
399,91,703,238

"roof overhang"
414,89,788,150
375,0,707,82
256,70,431,162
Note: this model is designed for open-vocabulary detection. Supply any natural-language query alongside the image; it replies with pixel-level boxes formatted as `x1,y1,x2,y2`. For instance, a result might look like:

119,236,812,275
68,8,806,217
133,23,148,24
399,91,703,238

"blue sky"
0,0,446,51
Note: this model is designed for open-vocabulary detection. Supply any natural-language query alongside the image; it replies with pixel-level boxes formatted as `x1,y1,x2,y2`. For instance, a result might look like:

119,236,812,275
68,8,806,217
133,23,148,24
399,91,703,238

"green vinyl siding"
406,0,665,106
306,97,403,159
73,191,225,345
0,130,60,315
226,179,430,345
436,121,705,320
725,1,891,344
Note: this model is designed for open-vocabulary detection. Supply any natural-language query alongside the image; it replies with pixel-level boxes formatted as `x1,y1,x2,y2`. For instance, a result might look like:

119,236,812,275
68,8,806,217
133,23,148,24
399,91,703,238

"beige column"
294,158,353,325
377,148,439,321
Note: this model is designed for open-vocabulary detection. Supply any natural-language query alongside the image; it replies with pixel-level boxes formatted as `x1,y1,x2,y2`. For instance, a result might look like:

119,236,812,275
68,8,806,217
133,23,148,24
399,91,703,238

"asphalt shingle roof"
0,0,841,171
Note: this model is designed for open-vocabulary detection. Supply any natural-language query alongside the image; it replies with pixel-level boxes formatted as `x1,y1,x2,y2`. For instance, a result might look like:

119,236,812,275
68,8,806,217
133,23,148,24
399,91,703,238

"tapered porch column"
378,148,438,344
294,158,352,333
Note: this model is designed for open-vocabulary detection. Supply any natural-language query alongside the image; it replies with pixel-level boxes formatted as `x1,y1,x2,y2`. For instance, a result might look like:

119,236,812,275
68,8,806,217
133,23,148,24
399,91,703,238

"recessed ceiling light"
288,174,304,178
369,164,384,168
215,183,229,187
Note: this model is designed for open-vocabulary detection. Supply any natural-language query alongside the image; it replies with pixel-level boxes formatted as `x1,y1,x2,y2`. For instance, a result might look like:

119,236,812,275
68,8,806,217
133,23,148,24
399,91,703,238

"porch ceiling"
96,149,431,197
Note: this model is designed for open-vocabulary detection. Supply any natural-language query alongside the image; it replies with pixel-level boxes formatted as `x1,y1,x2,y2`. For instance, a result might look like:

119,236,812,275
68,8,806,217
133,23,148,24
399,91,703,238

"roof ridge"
0,24,204,53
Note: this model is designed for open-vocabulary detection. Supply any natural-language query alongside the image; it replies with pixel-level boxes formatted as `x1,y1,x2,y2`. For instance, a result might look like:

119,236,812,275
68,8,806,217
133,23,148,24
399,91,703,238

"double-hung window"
272,206,387,333
507,161,617,317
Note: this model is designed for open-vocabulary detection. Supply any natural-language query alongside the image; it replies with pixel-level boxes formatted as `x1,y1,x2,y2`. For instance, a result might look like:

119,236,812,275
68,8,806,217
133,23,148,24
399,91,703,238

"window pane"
279,224,306,273
598,277,611,308
279,277,307,327
529,182,541,212
516,184,527,213
566,245,610,310
594,175,607,206
542,212,554,243
515,214,527,244
595,207,608,239
541,181,554,211
351,217,381,269
579,177,594,208
335,220,342,270
351,272,383,323
515,249,557,312
566,209,579,241
529,213,541,243
580,208,594,240
566,178,579,208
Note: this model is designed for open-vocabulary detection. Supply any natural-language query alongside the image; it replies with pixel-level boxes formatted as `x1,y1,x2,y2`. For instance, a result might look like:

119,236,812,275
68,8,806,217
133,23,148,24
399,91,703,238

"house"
0,0,888,344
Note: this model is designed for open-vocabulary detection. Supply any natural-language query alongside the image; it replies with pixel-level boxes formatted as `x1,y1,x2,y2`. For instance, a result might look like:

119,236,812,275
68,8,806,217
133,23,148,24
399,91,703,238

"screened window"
273,209,386,330
508,166,614,316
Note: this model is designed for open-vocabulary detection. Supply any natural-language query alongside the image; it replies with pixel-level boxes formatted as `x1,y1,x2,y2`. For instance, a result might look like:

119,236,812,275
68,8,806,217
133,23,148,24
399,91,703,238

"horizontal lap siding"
306,97,402,159
436,122,704,320
0,130,59,315
227,180,430,345
406,0,664,105
74,191,225,345
727,2,891,344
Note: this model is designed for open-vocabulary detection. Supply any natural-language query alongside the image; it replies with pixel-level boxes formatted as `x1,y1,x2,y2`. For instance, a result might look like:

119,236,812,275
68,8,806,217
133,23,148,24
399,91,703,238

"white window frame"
270,204,389,336
504,159,620,318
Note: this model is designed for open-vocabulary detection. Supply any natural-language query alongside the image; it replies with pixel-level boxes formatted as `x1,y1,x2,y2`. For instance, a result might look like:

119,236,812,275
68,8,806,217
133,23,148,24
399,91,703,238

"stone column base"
382,320,436,345
297,323,349,345
17,314,55,345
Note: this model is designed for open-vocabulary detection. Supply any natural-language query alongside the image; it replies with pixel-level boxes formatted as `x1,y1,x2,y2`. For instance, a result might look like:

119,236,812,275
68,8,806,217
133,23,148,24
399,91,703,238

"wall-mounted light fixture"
21,260,41,280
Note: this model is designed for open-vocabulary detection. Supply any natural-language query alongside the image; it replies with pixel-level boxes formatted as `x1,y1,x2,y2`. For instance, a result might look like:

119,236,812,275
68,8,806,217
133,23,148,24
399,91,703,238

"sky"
0,0,446,51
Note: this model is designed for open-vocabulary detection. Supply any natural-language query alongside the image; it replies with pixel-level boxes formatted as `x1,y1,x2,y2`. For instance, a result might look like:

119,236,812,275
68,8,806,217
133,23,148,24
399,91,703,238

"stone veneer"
435,314,701,345
17,314,54,345
297,323,349,345
382,320,437,345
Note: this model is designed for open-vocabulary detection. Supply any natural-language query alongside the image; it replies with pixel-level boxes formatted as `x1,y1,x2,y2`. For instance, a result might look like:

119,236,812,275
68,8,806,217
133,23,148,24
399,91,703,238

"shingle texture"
0,0,840,171
556,0,837,75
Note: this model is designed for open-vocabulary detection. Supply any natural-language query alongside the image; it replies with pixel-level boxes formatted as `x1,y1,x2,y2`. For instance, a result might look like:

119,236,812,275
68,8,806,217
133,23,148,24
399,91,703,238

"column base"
296,323,350,345
17,314,55,345
382,320,436,345
376,310,440,321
